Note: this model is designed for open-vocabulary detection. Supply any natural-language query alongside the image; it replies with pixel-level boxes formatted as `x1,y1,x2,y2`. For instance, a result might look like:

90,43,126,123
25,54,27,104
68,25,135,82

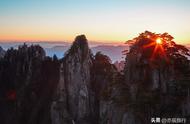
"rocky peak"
74,34,88,46
17,44,46,60
51,35,94,124
65,35,90,62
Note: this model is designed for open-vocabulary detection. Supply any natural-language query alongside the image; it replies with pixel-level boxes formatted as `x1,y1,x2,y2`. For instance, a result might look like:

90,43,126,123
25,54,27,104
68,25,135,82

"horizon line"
0,39,126,44
0,40,189,45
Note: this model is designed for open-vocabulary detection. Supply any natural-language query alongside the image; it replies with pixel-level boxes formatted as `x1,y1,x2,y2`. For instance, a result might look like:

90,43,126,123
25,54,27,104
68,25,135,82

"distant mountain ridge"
91,45,128,62
1,42,189,62
2,42,188,66
45,45,128,62
0,42,128,62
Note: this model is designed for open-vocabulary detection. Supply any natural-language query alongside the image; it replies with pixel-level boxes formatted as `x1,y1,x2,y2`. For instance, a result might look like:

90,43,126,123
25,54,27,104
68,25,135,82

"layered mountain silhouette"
45,45,128,62
0,33,190,124
0,42,128,62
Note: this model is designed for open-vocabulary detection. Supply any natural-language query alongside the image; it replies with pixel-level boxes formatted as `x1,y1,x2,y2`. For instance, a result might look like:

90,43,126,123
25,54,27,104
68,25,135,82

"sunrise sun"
156,38,162,44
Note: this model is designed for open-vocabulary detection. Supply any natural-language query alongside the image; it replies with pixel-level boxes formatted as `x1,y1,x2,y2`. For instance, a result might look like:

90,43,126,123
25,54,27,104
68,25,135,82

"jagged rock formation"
51,35,96,124
124,34,190,123
96,32,190,124
0,44,60,124
0,33,190,124
91,52,119,124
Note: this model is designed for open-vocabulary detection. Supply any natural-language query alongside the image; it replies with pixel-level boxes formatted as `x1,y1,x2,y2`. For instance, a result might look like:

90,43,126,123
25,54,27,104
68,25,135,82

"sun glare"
156,38,162,44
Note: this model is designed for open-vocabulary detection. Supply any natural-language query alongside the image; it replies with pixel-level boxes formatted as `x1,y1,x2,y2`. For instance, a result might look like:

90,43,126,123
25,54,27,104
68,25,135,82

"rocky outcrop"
0,44,60,124
122,38,190,123
98,36,190,124
91,52,119,124
51,35,96,124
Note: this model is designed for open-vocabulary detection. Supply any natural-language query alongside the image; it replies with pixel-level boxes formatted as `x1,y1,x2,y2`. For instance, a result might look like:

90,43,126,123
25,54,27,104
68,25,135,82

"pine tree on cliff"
124,31,190,82
123,31,190,122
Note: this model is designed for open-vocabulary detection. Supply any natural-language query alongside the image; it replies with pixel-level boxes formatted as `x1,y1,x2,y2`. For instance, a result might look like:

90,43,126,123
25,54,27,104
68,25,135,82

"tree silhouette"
124,31,190,96
125,31,190,66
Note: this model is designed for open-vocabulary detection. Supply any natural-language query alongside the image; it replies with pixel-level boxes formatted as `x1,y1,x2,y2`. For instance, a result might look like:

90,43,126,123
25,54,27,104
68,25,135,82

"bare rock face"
65,35,92,122
125,51,175,100
51,35,94,124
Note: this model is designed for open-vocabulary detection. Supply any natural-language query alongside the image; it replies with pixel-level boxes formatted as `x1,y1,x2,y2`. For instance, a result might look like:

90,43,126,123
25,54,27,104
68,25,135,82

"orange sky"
0,0,190,44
